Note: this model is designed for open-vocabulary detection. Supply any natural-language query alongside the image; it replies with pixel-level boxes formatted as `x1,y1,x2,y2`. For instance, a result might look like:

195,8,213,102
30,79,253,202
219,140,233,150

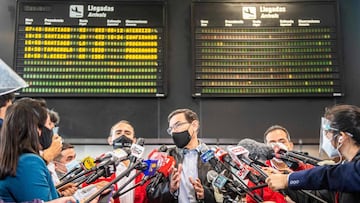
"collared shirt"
178,147,199,203
47,161,60,185
117,162,135,203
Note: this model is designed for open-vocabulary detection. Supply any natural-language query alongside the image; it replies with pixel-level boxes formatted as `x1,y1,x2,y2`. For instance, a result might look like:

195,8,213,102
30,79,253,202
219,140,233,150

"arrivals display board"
15,0,167,97
192,0,343,97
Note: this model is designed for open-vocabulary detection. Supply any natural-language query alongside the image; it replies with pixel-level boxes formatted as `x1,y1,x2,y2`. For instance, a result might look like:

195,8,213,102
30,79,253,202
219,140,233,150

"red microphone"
147,154,175,194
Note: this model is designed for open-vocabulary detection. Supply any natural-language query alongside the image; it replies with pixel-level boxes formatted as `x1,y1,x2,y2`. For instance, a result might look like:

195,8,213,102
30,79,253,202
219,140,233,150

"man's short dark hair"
167,108,199,123
263,125,291,143
54,142,74,162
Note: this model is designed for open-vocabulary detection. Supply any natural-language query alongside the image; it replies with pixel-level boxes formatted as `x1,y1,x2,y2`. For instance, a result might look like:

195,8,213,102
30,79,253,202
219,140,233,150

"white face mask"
320,117,340,158
270,142,289,151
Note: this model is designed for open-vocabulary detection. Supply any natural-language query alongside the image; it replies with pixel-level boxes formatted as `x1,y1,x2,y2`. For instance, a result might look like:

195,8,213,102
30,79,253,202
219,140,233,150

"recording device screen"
14,0,167,97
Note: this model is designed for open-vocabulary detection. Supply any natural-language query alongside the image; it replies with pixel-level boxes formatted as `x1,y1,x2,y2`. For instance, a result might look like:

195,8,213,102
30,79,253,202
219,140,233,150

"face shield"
319,117,340,158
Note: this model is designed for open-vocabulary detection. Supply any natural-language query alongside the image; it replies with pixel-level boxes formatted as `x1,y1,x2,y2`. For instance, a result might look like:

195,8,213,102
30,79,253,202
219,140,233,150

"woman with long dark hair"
0,98,59,201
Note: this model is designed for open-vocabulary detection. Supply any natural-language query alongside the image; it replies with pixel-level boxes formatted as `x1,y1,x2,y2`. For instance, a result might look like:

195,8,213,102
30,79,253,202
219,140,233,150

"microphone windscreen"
238,138,273,161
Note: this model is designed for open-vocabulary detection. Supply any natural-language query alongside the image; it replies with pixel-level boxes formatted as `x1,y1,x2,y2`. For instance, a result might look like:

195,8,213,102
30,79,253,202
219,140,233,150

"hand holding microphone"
265,173,289,191
43,134,63,163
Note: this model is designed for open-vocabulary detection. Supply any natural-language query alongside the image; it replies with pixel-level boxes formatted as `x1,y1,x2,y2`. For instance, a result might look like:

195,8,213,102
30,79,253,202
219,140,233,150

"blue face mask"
321,133,340,158
65,159,78,172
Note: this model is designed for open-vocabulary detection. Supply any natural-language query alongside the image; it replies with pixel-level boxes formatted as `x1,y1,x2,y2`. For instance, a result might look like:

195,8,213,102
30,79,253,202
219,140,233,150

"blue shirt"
178,148,199,203
0,153,59,202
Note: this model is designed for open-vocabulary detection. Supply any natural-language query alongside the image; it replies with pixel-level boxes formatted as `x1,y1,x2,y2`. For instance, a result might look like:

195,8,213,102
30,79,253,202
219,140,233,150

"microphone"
207,170,263,203
158,144,168,152
58,156,95,185
238,138,273,163
199,143,224,173
266,151,300,170
84,156,146,203
214,147,241,171
128,138,145,166
147,154,175,194
238,140,326,202
112,159,158,199
199,143,263,203
227,145,268,180
85,157,118,184
282,151,321,166
94,154,112,163
141,159,158,177
213,146,261,184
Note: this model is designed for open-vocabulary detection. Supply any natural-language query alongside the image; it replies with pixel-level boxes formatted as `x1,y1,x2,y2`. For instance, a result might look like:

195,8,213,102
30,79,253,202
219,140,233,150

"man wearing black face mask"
146,108,216,203
108,120,135,150
105,120,148,203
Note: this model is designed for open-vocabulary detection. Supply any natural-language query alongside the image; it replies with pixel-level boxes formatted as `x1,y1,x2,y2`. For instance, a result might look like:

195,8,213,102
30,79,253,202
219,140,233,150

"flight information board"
15,0,166,97
192,0,343,97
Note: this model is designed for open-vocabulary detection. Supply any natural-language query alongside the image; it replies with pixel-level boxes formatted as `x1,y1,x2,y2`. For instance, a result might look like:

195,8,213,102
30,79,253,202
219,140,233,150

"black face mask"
113,135,133,149
172,130,191,148
40,126,53,150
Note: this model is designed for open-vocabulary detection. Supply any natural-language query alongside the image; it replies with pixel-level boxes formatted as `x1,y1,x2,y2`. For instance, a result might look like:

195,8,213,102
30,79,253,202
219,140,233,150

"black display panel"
192,0,343,97
15,0,167,97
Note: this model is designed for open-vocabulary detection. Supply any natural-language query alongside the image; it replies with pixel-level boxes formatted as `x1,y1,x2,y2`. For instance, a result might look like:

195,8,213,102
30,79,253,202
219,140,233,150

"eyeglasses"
167,121,189,135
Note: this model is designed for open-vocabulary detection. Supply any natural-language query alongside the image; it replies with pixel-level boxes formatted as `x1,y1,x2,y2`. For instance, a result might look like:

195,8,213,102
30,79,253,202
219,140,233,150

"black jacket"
146,147,216,203
337,152,360,203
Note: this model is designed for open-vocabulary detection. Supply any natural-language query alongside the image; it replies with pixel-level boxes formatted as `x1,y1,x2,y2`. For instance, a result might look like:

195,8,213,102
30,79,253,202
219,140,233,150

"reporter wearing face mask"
53,143,77,179
0,98,64,201
266,104,360,203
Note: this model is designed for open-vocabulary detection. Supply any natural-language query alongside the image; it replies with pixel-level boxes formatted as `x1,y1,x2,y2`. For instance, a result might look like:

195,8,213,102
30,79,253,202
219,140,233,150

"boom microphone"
238,138,273,162
266,151,300,170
